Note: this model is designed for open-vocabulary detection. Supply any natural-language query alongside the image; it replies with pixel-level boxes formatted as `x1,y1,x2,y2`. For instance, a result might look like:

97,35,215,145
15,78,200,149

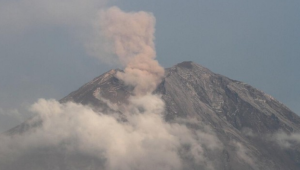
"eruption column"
99,7,165,95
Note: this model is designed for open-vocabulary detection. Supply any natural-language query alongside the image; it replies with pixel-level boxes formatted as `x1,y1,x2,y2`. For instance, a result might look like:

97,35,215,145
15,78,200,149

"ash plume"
98,7,165,95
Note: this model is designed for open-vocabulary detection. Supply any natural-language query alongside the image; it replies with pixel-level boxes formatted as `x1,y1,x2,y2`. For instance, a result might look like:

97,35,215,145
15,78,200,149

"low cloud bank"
0,96,222,170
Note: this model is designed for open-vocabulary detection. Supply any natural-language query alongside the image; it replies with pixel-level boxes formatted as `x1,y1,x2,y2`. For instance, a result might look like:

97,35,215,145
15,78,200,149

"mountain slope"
3,61,300,170
61,61,300,170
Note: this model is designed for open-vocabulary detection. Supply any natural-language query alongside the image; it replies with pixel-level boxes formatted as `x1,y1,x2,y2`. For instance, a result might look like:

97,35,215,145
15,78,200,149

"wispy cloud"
272,131,300,148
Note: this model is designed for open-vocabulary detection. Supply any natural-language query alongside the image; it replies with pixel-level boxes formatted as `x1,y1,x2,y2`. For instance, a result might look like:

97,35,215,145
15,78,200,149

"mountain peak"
169,61,213,76
176,61,195,69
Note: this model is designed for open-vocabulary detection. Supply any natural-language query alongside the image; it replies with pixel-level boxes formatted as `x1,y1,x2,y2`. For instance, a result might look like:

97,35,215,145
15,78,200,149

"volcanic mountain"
3,61,300,170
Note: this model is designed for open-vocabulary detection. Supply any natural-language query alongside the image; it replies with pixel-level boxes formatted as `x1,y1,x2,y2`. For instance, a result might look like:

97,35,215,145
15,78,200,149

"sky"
0,0,299,132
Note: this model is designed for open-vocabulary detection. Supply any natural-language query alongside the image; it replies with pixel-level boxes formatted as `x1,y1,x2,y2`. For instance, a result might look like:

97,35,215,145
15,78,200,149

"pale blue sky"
0,0,299,132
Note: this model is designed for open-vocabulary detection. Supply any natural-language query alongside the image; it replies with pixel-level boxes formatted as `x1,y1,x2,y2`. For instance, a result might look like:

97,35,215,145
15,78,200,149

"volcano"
3,61,300,170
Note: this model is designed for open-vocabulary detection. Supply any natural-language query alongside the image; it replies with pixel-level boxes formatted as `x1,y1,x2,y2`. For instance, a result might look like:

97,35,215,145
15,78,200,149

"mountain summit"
2,61,300,170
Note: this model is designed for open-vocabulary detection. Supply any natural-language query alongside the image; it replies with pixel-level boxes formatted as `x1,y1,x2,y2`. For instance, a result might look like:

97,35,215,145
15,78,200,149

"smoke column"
99,7,165,95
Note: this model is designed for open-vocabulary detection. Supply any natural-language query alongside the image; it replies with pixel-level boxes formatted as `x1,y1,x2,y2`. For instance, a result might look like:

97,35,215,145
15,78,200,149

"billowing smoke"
0,98,222,170
91,7,165,95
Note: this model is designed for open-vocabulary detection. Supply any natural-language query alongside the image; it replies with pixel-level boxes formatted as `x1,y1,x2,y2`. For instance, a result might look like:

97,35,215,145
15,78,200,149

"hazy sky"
0,0,299,132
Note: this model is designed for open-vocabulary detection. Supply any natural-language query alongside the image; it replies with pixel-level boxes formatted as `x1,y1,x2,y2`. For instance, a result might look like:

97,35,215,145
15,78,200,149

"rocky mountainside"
61,61,300,170
3,61,300,170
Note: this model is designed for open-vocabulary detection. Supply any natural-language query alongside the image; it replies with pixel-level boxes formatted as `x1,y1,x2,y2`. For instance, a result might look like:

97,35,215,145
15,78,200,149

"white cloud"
272,131,300,148
0,96,222,170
